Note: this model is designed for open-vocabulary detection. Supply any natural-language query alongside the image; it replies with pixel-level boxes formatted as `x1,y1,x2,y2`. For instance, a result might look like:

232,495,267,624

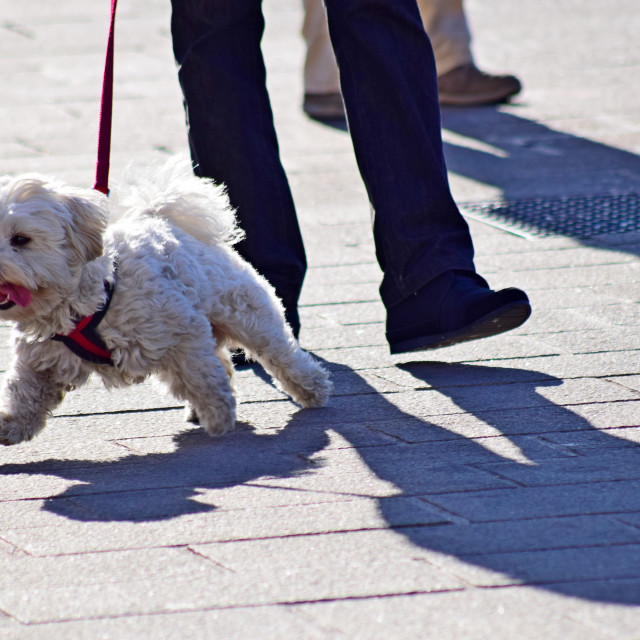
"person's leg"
419,0,521,106
324,0,529,351
418,0,472,76
171,0,305,334
302,0,341,95
324,0,474,305
301,0,345,119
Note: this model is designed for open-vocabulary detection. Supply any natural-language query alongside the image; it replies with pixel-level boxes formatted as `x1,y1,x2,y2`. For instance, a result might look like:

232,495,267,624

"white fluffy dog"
0,160,331,445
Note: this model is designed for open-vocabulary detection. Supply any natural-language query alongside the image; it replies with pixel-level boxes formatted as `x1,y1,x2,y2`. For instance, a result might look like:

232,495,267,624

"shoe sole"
389,300,531,354
438,89,519,106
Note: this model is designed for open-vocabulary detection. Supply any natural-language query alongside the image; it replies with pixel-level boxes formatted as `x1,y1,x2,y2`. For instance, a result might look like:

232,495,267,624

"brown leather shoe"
437,63,522,106
303,92,346,120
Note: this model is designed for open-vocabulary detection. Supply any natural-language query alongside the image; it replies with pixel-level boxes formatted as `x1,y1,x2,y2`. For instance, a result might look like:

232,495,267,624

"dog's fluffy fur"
0,160,331,445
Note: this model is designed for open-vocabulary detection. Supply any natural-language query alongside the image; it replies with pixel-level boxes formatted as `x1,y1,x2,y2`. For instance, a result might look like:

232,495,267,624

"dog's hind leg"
210,268,332,409
157,332,236,437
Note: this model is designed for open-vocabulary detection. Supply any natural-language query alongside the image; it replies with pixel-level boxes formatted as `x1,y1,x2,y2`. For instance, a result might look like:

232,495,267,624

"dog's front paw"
196,397,236,438
0,415,31,446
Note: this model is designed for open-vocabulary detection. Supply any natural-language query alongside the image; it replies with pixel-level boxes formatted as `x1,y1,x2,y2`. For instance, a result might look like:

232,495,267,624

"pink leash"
93,0,118,195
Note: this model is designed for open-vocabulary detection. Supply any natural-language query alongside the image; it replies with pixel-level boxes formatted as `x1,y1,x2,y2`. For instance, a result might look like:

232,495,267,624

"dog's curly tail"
112,156,244,247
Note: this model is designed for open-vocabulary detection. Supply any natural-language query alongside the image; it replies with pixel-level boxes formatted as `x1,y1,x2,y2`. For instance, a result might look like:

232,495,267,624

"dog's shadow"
0,412,331,523
3,358,640,604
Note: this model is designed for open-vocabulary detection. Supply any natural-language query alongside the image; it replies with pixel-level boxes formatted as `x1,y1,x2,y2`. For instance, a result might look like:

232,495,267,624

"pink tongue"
0,284,32,307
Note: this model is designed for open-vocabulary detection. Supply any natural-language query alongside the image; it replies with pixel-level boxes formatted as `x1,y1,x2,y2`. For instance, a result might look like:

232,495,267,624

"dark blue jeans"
170,0,476,320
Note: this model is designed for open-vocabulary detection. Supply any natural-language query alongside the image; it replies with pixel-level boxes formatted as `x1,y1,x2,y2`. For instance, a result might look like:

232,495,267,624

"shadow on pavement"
310,104,640,247
440,105,640,248
2,359,640,605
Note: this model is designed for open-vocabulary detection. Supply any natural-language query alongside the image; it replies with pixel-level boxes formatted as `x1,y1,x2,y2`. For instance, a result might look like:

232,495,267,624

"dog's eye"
10,235,31,248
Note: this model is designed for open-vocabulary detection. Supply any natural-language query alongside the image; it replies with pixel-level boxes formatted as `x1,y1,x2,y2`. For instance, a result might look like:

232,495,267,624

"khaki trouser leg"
302,0,474,93
302,0,341,94
417,0,473,75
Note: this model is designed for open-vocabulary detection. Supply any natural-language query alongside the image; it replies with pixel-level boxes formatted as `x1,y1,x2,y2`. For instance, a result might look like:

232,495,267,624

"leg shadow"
440,105,640,248
2,357,640,604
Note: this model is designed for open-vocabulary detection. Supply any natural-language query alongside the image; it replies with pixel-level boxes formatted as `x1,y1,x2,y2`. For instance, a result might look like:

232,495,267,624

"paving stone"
466,352,640,380
294,588,610,640
0,495,452,557
424,479,640,522
384,377,638,418
51,379,180,416
608,375,640,392
476,448,640,486
0,546,227,623
476,246,638,272
2,606,329,640
302,435,574,481
610,513,640,531
367,403,637,442
532,328,640,354
264,453,519,496
300,323,386,350
554,579,640,627
538,429,640,453
403,515,640,556
461,544,640,585
191,529,466,605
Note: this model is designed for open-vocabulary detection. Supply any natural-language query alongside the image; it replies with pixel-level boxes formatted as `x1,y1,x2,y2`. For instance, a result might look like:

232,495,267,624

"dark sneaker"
303,92,346,120
386,270,531,354
437,63,522,106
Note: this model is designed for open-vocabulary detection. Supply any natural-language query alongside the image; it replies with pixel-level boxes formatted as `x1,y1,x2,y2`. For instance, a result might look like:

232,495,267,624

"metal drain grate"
461,193,640,238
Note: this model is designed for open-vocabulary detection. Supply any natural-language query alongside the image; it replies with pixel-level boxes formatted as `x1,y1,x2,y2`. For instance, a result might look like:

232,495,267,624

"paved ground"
1,0,640,637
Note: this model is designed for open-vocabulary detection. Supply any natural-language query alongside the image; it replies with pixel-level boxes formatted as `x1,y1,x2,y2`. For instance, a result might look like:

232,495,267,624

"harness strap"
93,0,118,195
52,276,116,366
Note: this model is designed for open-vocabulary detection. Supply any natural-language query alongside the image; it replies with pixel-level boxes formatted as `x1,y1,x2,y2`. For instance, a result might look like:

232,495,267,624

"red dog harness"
52,275,115,366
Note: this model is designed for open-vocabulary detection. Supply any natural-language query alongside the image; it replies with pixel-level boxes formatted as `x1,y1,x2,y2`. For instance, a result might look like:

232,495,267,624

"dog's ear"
60,189,110,263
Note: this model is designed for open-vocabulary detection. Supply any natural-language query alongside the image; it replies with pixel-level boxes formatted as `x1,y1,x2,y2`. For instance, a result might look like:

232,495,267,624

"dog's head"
0,175,109,321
